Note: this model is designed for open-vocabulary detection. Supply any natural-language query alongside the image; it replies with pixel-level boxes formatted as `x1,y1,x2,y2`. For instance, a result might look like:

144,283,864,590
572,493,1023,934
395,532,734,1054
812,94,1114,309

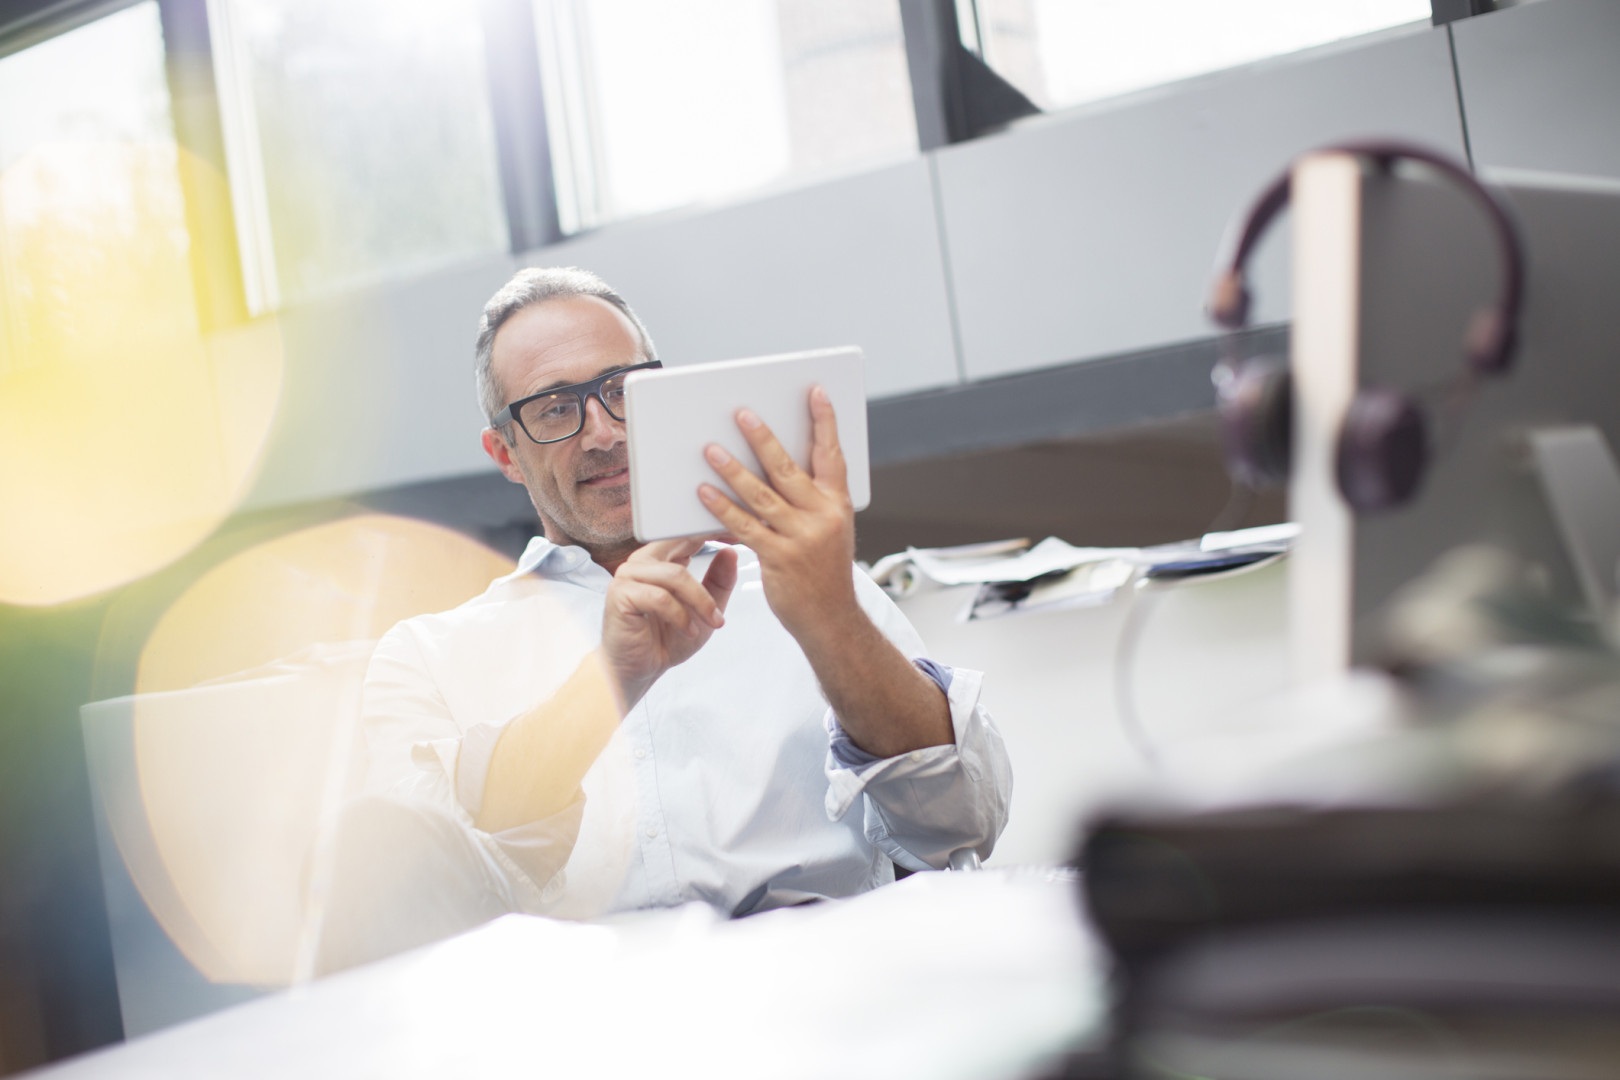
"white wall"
1454,0,1620,180
935,23,1464,381
244,253,517,510
524,158,961,399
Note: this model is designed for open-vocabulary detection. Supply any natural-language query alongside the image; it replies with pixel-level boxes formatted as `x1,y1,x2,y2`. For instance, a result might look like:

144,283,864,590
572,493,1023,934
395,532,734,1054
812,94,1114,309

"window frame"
0,0,1500,296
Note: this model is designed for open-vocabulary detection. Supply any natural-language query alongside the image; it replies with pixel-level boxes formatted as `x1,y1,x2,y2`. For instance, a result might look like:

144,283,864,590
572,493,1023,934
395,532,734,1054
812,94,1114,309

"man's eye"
536,399,574,420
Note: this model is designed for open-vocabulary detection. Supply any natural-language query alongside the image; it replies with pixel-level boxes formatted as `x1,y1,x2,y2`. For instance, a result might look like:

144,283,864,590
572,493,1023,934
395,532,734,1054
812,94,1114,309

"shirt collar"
516,536,594,579
513,535,733,585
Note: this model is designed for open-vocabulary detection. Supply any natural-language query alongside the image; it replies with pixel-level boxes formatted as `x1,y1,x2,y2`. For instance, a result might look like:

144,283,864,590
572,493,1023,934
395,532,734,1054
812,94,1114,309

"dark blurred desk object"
1075,538,1620,1079
29,869,1102,1080
1084,797,1620,1079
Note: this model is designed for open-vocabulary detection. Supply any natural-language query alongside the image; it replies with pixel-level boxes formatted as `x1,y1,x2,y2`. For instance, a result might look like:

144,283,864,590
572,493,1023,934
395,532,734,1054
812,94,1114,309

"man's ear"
481,427,526,485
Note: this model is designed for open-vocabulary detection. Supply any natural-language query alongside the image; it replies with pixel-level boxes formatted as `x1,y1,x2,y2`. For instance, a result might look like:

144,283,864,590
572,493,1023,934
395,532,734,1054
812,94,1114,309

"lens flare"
0,140,283,607
82,514,514,986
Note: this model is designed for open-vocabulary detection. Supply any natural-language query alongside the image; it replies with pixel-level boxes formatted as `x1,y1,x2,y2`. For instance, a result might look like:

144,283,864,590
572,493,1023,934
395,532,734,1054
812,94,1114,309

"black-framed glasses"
492,360,661,444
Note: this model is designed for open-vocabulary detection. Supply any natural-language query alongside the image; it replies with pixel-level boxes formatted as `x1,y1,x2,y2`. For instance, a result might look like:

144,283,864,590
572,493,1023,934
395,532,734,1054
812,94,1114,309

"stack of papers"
867,524,1298,621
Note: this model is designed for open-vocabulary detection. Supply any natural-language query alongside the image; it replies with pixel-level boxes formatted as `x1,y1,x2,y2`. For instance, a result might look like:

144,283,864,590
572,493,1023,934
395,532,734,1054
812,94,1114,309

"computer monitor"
1287,157,1620,677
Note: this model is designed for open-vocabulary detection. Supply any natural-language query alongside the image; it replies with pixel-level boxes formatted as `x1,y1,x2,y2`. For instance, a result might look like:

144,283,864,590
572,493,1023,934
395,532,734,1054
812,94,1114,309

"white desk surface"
35,869,1103,1080
894,557,1291,866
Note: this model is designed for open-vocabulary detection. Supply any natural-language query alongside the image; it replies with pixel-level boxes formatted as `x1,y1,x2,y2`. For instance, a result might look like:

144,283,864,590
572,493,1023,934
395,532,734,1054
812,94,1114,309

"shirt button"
634,747,648,760
909,750,927,763
645,827,659,839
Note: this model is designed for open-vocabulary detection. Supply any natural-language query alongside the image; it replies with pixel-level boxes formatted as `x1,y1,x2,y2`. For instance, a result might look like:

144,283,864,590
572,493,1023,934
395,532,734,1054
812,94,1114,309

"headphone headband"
1209,140,1526,375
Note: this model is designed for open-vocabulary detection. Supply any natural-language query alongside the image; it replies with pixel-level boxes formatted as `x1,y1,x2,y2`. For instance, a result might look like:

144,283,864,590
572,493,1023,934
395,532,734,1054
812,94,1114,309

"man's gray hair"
474,266,658,427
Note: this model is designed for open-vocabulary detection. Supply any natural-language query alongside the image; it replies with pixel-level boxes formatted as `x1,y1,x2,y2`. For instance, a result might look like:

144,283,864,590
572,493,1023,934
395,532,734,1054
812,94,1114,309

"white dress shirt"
361,537,1012,920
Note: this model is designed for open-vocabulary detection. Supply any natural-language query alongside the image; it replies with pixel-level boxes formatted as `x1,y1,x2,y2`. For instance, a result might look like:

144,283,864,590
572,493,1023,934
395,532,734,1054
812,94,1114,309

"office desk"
894,556,1291,865
34,868,1102,1079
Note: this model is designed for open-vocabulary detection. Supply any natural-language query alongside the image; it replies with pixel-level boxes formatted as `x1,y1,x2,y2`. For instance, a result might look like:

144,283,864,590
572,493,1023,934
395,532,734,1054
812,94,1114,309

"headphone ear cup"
1216,358,1293,489
1335,386,1429,512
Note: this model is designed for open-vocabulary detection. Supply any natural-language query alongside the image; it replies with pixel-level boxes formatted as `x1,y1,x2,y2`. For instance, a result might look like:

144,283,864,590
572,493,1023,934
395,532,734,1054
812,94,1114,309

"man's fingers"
807,385,849,496
703,443,794,532
618,559,725,628
733,409,818,504
637,536,708,567
698,483,773,550
616,581,698,639
702,546,739,615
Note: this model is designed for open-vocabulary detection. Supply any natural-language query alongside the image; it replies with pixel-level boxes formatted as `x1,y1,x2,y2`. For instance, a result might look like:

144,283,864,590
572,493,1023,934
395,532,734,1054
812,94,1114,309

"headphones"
1208,140,1526,512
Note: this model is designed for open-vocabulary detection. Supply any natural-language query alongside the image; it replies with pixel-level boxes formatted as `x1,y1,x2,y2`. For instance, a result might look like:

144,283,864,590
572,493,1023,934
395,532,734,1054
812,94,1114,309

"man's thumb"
703,546,739,613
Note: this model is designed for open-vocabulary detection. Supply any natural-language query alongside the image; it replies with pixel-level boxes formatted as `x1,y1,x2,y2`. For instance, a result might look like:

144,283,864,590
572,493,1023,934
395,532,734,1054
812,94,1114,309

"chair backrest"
81,640,373,1035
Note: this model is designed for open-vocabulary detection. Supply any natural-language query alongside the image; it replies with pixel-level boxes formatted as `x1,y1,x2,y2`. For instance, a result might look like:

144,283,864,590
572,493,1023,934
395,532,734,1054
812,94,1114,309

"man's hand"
482,541,735,832
602,538,738,711
698,387,952,759
697,386,860,644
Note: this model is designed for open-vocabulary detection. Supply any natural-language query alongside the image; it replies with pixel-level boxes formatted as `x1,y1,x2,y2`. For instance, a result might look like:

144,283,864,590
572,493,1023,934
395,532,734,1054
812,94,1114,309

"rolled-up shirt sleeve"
362,624,582,904
821,575,1013,873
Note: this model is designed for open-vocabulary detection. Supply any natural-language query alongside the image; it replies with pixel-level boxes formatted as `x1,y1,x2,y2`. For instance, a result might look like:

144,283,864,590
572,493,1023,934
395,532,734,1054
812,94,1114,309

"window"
0,1,278,605
209,0,509,310
0,1,187,379
534,0,918,235
967,0,1433,112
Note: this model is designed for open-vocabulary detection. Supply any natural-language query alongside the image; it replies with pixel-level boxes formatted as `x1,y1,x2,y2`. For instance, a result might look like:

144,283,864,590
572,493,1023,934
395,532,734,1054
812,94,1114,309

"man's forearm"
476,651,621,834
796,607,954,760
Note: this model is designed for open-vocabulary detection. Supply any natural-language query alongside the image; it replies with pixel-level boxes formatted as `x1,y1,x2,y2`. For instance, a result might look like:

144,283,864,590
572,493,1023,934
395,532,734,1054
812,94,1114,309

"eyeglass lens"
517,372,632,442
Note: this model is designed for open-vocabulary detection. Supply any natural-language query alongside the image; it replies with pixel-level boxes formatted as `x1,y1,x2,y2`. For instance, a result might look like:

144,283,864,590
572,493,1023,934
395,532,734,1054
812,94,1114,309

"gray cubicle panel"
933,21,1466,383
521,158,960,400
1348,169,1620,658
240,160,959,514
242,252,518,511
1453,0,1620,180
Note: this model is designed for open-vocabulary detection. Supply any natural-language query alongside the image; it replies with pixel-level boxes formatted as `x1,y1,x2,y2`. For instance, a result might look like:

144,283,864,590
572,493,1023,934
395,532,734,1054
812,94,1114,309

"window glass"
211,0,509,309
0,1,281,605
0,1,187,379
971,0,1433,112
534,0,918,235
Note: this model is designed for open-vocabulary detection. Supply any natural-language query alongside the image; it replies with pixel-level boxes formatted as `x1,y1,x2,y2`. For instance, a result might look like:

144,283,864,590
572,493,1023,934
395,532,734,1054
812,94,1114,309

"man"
321,267,1010,969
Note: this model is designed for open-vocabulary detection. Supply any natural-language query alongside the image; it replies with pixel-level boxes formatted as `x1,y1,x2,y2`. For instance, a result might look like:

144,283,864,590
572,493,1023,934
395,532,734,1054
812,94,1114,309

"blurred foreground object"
1084,799,1620,1079
32,869,1102,1080
1071,148,1620,1075
1079,544,1620,1079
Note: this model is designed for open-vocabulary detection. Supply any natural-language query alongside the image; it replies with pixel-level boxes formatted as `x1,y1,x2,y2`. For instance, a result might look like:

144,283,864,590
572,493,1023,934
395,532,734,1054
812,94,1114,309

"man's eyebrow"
531,364,627,395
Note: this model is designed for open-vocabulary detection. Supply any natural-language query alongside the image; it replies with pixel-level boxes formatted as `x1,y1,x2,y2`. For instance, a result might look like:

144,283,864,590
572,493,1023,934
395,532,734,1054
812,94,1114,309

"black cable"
1112,573,1165,770
1110,477,1259,770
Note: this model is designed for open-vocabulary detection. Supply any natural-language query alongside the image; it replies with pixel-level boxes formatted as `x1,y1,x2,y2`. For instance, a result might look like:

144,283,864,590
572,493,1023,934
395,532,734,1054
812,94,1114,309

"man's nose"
578,394,624,451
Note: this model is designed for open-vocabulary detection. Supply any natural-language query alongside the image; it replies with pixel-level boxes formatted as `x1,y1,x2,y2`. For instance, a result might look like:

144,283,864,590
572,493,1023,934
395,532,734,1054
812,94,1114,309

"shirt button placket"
625,706,679,905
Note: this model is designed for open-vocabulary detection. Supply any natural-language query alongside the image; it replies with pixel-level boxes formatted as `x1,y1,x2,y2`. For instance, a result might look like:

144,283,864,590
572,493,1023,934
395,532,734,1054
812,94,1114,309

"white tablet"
624,346,870,542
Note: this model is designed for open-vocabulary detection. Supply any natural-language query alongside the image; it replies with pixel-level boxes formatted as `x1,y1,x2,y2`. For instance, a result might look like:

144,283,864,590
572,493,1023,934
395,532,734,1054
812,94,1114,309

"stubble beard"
523,447,637,556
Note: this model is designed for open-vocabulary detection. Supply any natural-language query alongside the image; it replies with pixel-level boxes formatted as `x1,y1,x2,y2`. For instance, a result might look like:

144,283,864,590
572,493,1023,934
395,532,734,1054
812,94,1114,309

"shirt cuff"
483,797,585,906
409,728,581,907
825,658,954,769
455,722,505,817
824,662,988,823
409,722,505,819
